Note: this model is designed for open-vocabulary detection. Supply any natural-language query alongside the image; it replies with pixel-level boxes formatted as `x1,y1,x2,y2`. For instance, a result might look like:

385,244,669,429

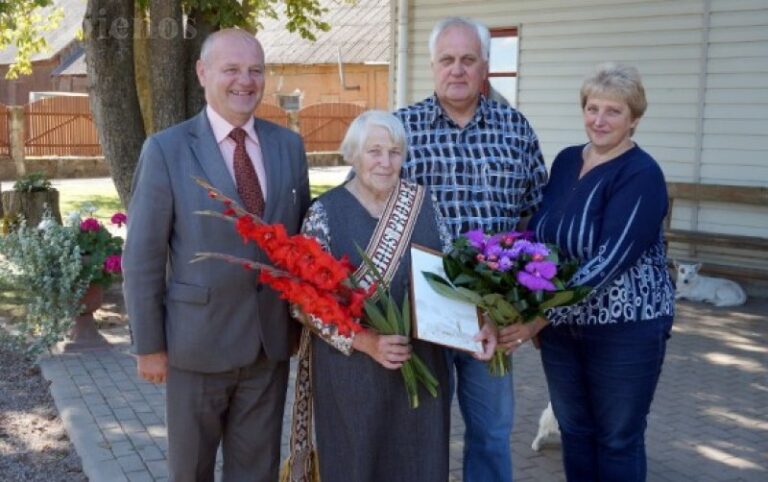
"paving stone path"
40,299,768,481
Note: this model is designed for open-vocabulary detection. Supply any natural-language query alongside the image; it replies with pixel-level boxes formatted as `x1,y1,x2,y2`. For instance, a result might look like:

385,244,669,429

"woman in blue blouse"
500,63,675,481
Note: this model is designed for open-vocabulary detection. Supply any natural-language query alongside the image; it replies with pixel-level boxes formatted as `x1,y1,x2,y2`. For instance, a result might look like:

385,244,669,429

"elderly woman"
500,63,675,481
295,110,493,482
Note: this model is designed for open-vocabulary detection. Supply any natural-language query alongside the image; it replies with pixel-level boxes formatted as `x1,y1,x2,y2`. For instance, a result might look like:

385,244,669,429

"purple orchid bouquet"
423,230,590,375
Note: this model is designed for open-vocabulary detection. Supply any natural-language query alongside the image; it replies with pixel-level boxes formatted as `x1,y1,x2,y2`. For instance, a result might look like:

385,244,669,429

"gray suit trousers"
166,355,289,482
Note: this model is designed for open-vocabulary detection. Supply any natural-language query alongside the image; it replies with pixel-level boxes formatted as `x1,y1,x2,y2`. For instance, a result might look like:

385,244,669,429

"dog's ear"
694,262,702,272
673,259,679,269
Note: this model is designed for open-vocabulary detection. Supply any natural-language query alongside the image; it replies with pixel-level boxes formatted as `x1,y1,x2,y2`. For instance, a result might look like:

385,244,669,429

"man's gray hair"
428,17,491,61
340,110,407,164
199,28,263,65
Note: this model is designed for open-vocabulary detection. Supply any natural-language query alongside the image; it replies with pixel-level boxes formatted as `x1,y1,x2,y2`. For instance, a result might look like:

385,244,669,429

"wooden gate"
298,103,365,153
0,104,9,157
254,103,288,128
24,96,102,156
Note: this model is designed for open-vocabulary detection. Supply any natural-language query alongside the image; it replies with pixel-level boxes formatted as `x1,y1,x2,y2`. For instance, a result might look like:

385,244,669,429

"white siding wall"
395,0,768,244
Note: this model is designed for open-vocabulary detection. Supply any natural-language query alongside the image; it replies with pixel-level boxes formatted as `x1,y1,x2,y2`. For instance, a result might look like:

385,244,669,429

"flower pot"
59,283,111,352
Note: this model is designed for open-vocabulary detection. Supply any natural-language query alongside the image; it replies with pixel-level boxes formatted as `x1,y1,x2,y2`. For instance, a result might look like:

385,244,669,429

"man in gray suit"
123,28,310,482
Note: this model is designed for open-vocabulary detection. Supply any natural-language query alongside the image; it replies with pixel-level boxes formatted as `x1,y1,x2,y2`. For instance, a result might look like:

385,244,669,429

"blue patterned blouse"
529,144,675,326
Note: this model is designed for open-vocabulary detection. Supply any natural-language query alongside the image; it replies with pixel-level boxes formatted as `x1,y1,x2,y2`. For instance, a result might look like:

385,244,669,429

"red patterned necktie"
229,127,265,217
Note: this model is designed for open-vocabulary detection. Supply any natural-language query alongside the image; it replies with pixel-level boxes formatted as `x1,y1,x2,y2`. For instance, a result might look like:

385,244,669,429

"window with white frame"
487,27,518,106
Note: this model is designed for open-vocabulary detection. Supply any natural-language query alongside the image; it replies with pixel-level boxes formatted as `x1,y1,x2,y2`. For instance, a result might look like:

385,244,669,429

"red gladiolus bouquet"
193,179,437,408
232,216,370,337
423,229,590,376
193,180,369,338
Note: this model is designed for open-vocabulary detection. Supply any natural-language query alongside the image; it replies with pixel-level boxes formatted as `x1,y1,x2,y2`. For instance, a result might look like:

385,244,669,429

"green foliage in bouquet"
423,230,592,375
358,248,439,409
428,236,590,323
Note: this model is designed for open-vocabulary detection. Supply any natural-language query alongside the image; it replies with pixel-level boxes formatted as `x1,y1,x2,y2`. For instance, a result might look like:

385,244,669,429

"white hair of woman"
340,110,407,164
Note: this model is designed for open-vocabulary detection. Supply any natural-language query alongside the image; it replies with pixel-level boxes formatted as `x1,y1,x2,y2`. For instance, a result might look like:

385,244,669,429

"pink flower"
499,231,524,247
80,218,101,232
103,255,122,274
111,212,127,227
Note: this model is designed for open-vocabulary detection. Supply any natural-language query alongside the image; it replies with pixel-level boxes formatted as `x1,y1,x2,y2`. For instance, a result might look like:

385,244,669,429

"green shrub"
0,215,88,354
12,171,55,192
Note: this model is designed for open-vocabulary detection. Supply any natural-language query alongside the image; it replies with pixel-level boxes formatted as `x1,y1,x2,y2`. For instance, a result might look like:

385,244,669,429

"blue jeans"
539,317,672,482
446,349,514,482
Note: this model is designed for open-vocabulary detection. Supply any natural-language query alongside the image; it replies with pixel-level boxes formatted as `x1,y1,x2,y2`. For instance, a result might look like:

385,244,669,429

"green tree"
0,0,63,79
4,0,330,205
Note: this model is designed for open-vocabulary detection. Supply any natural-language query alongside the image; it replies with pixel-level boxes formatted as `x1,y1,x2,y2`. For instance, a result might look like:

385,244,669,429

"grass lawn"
56,180,123,222
58,182,342,216
57,183,341,215
53,166,349,219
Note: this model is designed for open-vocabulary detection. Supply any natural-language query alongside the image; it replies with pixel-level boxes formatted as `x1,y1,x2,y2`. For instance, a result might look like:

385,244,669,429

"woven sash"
353,180,424,291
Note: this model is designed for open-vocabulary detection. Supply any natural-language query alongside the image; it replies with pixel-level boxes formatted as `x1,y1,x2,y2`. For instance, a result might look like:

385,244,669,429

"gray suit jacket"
123,109,310,373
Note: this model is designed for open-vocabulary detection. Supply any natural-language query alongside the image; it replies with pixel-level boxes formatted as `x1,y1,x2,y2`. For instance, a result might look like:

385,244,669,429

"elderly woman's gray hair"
580,62,647,120
340,110,407,164
428,17,491,61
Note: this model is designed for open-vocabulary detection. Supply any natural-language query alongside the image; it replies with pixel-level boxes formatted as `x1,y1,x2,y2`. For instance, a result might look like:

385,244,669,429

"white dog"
532,402,561,451
675,262,746,307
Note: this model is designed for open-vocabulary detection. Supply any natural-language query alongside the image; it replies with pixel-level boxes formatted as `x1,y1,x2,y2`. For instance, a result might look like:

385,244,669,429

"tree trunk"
84,0,145,207
150,0,186,132
184,9,214,117
133,6,153,134
1,190,62,227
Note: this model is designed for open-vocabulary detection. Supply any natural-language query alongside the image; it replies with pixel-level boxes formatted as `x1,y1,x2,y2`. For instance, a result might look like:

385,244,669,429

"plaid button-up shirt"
395,95,548,239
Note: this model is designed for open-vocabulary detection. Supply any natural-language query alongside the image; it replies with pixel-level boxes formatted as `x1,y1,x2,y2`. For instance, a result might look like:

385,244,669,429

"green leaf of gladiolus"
402,291,411,334
411,355,439,397
385,294,402,335
364,301,396,333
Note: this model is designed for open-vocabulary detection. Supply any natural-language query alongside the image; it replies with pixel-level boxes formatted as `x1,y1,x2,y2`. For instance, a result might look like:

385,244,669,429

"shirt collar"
205,105,259,146
427,93,490,128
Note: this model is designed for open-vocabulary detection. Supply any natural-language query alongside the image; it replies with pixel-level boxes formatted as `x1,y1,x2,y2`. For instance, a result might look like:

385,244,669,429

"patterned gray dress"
301,182,451,482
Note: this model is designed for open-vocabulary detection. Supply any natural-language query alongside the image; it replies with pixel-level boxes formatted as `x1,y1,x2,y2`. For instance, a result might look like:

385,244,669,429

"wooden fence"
254,103,289,128
299,103,365,152
0,99,364,158
23,96,102,157
0,104,9,157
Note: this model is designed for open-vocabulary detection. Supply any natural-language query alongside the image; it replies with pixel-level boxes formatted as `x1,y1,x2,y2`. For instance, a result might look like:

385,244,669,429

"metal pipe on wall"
395,0,409,108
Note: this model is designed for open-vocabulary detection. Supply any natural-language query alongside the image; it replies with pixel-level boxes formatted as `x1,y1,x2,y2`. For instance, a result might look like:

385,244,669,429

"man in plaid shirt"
395,17,548,482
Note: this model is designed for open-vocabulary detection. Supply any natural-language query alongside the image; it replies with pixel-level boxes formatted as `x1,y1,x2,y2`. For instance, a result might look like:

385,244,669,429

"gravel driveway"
0,344,86,481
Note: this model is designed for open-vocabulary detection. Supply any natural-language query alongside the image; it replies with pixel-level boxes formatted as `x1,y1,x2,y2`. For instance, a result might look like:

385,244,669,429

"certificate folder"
409,244,483,353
